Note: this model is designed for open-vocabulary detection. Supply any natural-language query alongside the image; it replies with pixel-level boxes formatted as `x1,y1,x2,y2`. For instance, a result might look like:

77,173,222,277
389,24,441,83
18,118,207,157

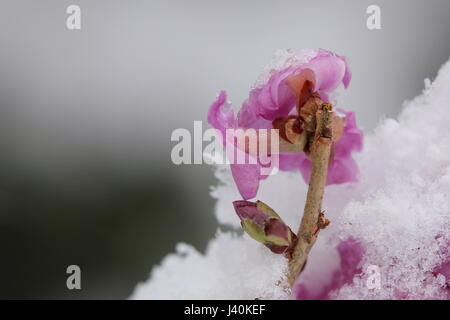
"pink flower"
436,260,450,299
293,238,364,300
293,238,449,300
283,108,363,185
433,242,450,299
208,49,363,200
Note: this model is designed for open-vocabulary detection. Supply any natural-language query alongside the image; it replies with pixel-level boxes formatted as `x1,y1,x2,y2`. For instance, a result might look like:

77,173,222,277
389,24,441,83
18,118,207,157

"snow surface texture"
253,48,319,89
131,57,450,300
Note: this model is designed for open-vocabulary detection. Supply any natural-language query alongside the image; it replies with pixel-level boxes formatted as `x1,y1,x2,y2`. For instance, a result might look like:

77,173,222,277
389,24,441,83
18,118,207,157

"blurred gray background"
0,0,449,299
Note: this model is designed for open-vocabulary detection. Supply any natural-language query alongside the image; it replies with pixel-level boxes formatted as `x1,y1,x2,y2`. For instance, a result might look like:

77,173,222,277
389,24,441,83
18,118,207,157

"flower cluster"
208,48,365,293
208,49,363,200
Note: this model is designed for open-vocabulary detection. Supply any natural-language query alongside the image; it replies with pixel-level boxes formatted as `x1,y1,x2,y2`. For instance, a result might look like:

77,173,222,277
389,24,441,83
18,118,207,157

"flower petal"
207,91,236,142
236,49,351,128
294,238,364,300
338,55,352,89
294,109,363,185
307,55,346,93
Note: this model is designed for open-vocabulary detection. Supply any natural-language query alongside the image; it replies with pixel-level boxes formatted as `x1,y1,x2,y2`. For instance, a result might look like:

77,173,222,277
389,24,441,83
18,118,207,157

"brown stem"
287,103,333,286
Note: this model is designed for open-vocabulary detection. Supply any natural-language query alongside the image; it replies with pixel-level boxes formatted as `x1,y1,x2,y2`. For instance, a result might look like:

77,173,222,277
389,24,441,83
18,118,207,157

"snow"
131,231,289,299
253,49,319,89
131,57,450,300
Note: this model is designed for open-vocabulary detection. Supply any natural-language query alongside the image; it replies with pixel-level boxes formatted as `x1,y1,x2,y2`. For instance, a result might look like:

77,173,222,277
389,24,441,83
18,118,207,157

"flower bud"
232,200,297,255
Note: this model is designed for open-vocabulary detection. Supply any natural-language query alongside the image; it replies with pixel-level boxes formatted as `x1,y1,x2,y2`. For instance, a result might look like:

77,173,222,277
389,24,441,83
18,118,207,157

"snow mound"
131,231,289,299
131,57,450,300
